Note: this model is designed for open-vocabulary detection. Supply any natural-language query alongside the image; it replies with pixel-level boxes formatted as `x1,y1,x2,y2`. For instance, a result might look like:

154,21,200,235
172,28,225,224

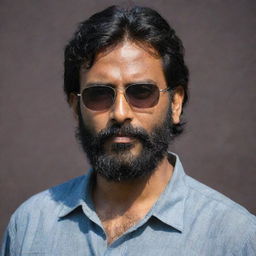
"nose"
109,90,133,124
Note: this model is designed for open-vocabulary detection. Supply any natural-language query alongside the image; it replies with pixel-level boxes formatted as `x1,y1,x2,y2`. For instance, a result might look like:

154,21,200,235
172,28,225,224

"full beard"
75,105,174,181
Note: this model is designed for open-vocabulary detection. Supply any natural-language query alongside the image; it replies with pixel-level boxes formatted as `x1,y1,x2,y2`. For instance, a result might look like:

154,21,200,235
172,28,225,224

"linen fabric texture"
1,153,256,255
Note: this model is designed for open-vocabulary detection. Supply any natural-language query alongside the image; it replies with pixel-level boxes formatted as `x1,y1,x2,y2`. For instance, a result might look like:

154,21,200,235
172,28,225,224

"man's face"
71,40,183,181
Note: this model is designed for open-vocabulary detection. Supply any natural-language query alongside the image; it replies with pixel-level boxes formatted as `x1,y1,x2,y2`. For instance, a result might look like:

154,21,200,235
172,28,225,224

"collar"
57,169,95,219
149,152,188,232
57,153,188,232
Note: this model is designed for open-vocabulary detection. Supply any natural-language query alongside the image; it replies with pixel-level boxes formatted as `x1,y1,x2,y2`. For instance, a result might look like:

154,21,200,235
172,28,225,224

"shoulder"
185,175,255,218
183,175,256,253
9,174,88,228
1,174,90,254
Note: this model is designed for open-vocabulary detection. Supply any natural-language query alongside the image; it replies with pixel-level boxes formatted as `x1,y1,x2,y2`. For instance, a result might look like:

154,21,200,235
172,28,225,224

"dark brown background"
1,0,255,237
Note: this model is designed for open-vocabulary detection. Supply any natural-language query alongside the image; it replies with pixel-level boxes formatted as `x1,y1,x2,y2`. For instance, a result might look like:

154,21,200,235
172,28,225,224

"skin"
69,40,184,244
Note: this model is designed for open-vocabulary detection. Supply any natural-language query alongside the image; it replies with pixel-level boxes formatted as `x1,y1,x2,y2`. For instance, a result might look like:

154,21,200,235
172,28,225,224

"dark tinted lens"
126,84,159,108
82,86,115,110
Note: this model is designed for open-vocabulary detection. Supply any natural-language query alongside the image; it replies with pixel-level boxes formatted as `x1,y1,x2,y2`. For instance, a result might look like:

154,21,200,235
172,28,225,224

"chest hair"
99,212,142,244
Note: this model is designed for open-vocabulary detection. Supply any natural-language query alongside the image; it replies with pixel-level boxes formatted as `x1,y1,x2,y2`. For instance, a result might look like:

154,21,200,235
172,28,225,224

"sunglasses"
77,83,171,111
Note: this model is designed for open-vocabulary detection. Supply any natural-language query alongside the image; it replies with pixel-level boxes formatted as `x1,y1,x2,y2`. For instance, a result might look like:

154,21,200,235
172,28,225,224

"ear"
68,92,79,120
171,86,184,124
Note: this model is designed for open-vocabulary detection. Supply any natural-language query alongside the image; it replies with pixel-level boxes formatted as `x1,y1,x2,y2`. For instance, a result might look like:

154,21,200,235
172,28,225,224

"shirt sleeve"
241,226,256,256
1,227,11,256
1,216,17,256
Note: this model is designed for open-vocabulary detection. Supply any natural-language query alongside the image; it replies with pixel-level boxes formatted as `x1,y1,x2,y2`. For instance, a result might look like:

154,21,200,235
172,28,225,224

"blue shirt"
1,153,256,255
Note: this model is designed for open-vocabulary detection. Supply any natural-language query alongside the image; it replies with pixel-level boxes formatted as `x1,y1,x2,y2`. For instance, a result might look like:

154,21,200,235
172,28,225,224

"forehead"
80,41,167,88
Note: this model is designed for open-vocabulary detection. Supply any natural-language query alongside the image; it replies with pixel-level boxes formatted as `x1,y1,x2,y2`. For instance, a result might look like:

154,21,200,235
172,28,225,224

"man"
1,5,255,255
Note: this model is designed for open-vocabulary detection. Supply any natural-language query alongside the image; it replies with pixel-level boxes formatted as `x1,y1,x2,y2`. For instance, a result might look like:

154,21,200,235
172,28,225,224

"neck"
92,155,173,212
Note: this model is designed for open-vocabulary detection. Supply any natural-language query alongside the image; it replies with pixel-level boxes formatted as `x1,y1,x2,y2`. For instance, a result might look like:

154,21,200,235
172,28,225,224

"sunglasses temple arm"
160,87,173,93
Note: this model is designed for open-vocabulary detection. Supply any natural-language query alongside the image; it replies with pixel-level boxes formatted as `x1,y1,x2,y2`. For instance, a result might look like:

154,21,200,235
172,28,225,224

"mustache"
94,124,151,145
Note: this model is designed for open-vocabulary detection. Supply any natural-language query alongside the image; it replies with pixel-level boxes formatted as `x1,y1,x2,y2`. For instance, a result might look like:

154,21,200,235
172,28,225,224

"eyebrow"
84,79,157,88
84,82,113,88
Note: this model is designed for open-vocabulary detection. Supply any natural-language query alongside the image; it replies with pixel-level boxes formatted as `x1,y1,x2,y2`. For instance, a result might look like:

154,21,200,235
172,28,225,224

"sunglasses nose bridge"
113,87,130,105
110,87,133,123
